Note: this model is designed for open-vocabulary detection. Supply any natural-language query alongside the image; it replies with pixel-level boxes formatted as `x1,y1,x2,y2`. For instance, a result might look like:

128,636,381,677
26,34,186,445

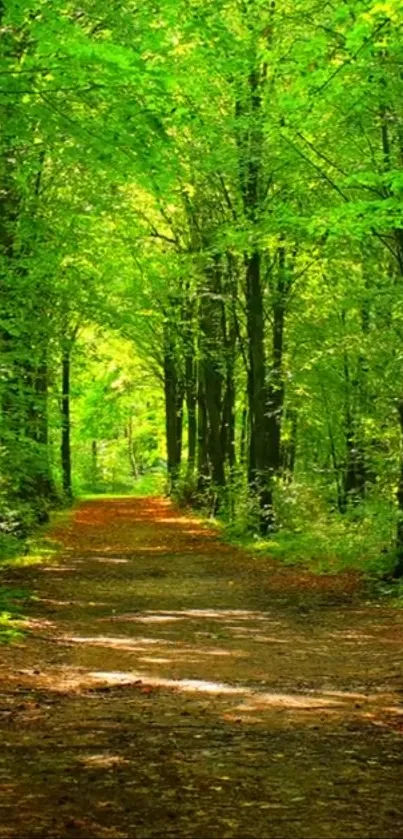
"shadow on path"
1,497,403,838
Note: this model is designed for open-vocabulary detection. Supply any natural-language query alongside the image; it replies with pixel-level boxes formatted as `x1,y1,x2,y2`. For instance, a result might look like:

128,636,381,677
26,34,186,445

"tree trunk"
220,300,237,473
91,439,99,486
281,407,298,482
339,344,367,510
203,356,225,492
61,347,72,499
221,370,236,470
175,382,184,474
196,362,209,496
199,258,226,507
163,329,183,494
185,350,197,480
342,425,366,510
266,246,287,495
240,406,248,465
394,401,403,578
238,61,275,533
245,249,273,532
33,360,56,504
127,417,138,480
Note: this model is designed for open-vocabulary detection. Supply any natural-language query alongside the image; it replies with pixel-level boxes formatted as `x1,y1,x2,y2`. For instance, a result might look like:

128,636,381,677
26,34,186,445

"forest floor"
1,498,403,839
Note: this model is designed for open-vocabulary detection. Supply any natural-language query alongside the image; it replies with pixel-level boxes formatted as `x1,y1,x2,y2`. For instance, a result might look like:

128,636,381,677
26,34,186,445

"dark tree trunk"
237,63,275,533
185,350,197,479
196,362,209,496
240,407,248,465
221,370,236,470
394,401,403,578
91,439,99,486
266,246,287,491
288,411,297,480
377,104,403,573
281,407,298,482
340,349,367,511
395,227,403,573
203,357,225,492
175,382,184,472
221,363,236,520
328,418,345,514
342,427,366,509
61,348,72,499
33,360,56,503
245,249,272,532
127,417,138,480
199,258,226,507
220,299,237,473
163,329,183,494
394,231,403,573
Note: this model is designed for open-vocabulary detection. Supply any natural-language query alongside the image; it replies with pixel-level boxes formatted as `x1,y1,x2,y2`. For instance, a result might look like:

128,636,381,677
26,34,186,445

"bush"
225,479,397,577
0,498,50,563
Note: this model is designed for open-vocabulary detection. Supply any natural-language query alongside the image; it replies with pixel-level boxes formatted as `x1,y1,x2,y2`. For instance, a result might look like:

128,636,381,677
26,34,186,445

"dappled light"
8,658,403,728
90,672,249,696
2,497,403,839
63,634,176,650
79,754,130,770
139,657,172,664
235,692,342,710
157,516,206,527
92,557,130,565
3,0,403,832
39,566,76,573
121,614,185,623
10,663,348,706
36,597,110,609
60,633,247,662
328,631,375,641
19,617,55,631
150,609,271,620
124,546,169,553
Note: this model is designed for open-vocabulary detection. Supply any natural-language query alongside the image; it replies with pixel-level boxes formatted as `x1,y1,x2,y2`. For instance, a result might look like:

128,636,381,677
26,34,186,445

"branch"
313,18,392,97
281,133,349,201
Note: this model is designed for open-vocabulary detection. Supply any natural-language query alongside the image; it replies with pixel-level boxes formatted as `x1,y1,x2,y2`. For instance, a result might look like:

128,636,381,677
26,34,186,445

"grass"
0,587,29,643
0,506,71,642
245,528,396,577
78,471,166,500
225,488,398,580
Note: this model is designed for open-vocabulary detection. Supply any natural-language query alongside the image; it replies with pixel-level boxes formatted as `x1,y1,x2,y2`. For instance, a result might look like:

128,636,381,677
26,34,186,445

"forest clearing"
1,0,403,836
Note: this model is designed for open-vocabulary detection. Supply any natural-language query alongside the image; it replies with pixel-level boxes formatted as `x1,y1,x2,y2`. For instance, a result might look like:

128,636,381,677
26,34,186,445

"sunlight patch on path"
2,497,403,839
63,634,175,650
113,609,275,621
86,671,346,709
90,671,247,695
79,754,130,769
60,633,246,659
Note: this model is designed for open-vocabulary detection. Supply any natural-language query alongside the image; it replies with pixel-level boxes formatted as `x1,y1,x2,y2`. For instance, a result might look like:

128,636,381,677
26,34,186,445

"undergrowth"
0,588,28,643
79,470,166,500
223,481,398,579
0,509,68,643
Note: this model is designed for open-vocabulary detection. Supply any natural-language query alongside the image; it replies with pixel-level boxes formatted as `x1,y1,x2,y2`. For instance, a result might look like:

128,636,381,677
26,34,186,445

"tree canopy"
1,0,403,576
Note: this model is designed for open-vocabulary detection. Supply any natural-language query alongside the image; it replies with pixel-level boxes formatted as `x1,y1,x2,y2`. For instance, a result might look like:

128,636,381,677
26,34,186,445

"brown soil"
0,497,403,839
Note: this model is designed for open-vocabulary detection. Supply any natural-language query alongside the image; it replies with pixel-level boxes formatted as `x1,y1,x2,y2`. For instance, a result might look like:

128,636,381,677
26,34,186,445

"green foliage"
0,588,27,644
1,0,403,580
0,497,46,558
228,484,397,577
70,332,165,495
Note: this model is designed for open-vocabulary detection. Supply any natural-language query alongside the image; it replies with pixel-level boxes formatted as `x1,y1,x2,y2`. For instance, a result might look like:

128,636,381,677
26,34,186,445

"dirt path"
1,498,403,839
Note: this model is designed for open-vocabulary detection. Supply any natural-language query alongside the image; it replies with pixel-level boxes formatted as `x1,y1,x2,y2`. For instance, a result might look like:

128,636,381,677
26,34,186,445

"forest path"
1,497,403,839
